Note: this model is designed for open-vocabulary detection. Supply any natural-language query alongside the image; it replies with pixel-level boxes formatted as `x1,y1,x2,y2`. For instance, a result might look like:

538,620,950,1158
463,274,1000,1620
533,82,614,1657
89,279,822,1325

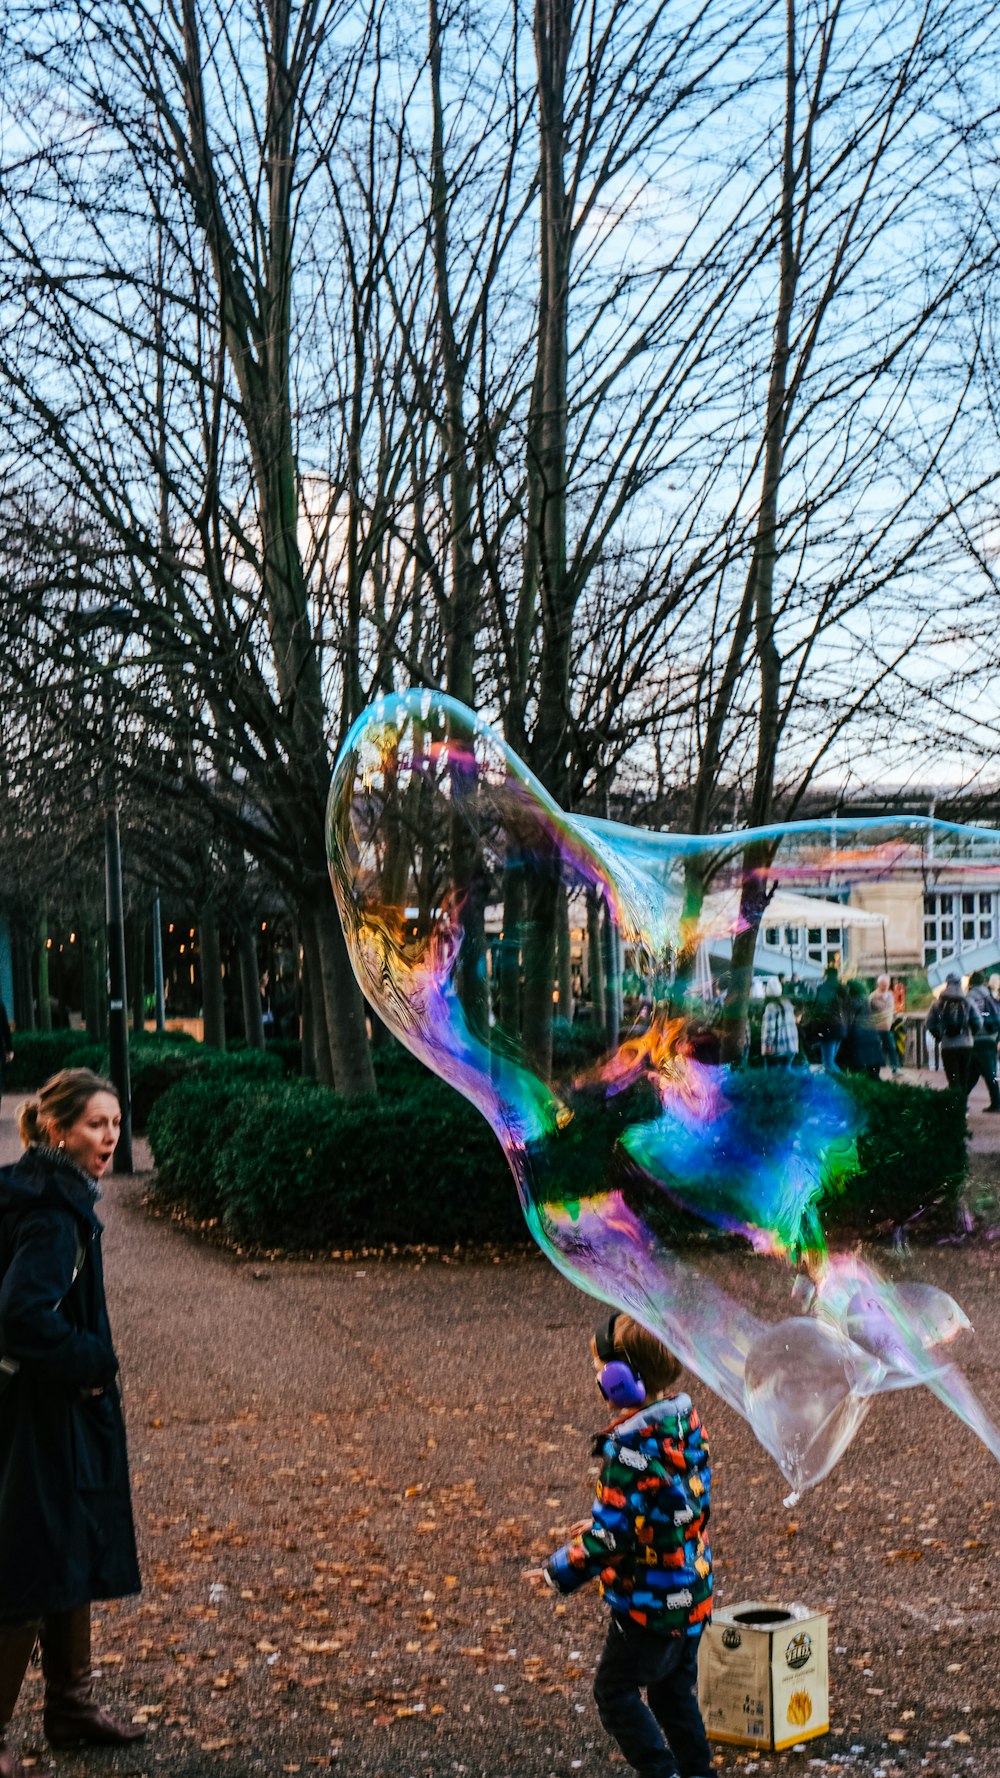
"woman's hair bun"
16,1099,44,1147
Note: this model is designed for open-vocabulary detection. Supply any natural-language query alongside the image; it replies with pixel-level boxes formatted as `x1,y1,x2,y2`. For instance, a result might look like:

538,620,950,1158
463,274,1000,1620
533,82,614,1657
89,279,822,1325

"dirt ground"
3,1097,1000,1778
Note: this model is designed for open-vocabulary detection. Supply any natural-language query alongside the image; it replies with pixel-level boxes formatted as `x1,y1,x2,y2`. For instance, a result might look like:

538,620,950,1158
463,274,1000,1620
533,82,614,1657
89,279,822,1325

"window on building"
923,890,998,966
757,913,844,971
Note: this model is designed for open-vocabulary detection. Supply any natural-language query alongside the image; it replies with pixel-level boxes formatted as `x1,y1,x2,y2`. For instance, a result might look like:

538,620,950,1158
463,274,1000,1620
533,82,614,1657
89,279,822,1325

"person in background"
926,974,981,1098
892,977,907,1016
0,1003,12,1116
966,971,1000,1112
869,974,899,1074
760,979,799,1068
812,964,847,1072
840,978,884,1078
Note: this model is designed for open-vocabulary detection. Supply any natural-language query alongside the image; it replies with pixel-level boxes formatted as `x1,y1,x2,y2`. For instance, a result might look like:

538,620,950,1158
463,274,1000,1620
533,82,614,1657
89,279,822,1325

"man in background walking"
967,970,1000,1112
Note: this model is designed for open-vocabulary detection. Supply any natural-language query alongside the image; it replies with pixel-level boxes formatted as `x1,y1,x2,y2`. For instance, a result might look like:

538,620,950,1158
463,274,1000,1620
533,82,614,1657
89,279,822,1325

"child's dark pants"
593,1616,711,1778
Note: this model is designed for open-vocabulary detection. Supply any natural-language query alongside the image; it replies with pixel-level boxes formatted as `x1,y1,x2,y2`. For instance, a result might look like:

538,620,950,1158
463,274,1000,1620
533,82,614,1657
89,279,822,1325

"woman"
869,973,900,1074
0,1070,144,1778
840,978,884,1078
811,963,847,1072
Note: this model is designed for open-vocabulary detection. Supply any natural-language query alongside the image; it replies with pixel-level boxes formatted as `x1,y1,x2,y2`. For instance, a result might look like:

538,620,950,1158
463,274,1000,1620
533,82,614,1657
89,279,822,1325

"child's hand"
522,1566,554,1592
567,1517,591,1538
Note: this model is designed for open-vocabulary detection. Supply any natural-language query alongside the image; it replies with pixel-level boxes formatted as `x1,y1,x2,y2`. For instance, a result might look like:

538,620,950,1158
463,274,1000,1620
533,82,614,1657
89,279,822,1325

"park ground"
3,1075,1000,1778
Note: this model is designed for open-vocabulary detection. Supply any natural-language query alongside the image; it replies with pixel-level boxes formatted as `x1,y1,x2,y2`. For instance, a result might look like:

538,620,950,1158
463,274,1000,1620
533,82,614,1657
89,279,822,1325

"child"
525,1313,713,1778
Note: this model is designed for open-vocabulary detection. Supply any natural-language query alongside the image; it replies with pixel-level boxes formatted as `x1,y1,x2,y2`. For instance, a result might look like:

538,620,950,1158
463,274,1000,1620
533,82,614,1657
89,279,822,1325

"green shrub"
146,1073,265,1215
627,1069,966,1245
551,1021,613,1070
62,1036,280,1131
130,1044,280,1130
825,1073,966,1233
146,1050,967,1251
4,1029,94,1091
147,1064,520,1248
5,1026,282,1140
230,1083,515,1248
268,1038,304,1077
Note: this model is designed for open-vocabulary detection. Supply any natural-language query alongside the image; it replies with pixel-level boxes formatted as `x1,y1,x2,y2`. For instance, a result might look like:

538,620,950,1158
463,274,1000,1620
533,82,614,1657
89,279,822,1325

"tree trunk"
528,0,573,798
718,2,800,1059
37,905,52,1032
720,840,780,1064
129,911,146,1034
310,895,377,1096
178,0,373,1097
82,919,105,1041
496,868,524,1042
300,906,334,1087
518,0,574,1075
199,909,227,1050
236,922,266,1050
521,868,559,1077
450,813,489,1037
556,886,574,1027
682,1,800,855
300,947,316,1078
12,923,35,1031
428,0,479,714
670,858,708,1013
586,891,606,1034
428,4,488,1036
602,903,621,1053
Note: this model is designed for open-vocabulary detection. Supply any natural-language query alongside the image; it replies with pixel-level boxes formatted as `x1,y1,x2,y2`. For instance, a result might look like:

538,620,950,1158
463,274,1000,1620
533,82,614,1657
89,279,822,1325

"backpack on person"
970,988,1000,1037
940,996,970,1040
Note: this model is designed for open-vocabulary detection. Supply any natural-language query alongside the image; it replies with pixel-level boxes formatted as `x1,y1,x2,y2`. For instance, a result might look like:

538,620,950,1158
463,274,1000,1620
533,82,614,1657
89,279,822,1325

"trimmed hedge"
3,1029,95,1091
146,1054,968,1251
121,1044,279,1131
827,1072,967,1233
146,1073,268,1216
3,1028,280,1132
147,1068,521,1247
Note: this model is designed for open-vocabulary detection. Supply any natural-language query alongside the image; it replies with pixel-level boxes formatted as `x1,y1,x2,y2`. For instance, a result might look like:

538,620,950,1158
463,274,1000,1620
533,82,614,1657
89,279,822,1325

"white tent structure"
700,888,887,981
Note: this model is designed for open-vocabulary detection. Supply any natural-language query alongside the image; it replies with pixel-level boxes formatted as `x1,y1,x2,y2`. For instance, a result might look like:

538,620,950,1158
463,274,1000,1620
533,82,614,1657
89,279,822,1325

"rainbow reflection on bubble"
327,689,1000,1496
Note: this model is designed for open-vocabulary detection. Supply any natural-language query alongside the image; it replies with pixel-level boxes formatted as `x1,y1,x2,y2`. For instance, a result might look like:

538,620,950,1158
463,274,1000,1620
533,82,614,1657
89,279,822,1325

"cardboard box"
698,1600,829,1750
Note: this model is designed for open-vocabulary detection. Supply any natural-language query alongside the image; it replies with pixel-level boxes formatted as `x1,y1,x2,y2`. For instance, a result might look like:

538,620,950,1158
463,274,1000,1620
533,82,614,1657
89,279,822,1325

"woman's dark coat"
840,990,884,1071
0,1147,141,1622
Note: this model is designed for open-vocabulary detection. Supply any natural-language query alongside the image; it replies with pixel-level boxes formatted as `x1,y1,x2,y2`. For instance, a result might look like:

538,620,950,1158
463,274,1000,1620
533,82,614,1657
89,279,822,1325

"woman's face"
53,1091,121,1179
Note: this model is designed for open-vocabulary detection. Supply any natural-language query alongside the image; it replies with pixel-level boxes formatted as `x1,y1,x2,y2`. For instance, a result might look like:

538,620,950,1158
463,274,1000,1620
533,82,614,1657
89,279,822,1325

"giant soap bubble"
327,689,1000,1496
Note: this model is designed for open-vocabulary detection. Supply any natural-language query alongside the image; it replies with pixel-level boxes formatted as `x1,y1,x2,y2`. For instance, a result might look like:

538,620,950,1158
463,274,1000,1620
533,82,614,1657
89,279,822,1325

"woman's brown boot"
0,1620,41,1778
40,1606,146,1749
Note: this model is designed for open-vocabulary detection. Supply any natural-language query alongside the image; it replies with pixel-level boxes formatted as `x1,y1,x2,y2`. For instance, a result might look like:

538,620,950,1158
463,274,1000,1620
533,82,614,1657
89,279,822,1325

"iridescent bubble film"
327,690,1000,1497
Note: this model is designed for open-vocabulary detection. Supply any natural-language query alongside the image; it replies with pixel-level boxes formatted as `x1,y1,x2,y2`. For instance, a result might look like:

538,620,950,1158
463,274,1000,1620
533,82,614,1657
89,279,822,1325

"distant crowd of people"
757,967,905,1080
752,963,1000,1106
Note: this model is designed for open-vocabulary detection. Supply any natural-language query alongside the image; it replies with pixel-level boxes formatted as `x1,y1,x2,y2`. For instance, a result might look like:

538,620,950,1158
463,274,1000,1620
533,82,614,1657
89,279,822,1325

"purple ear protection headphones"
595,1313,647,1409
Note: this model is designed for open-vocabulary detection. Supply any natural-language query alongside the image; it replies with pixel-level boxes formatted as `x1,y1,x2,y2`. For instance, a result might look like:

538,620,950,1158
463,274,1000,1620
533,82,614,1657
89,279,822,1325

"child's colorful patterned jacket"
544,1392,712,1635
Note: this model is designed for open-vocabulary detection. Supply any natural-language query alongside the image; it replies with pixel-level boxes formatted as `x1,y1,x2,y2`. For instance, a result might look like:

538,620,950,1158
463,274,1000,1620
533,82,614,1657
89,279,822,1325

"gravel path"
2,1103,1000,1778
